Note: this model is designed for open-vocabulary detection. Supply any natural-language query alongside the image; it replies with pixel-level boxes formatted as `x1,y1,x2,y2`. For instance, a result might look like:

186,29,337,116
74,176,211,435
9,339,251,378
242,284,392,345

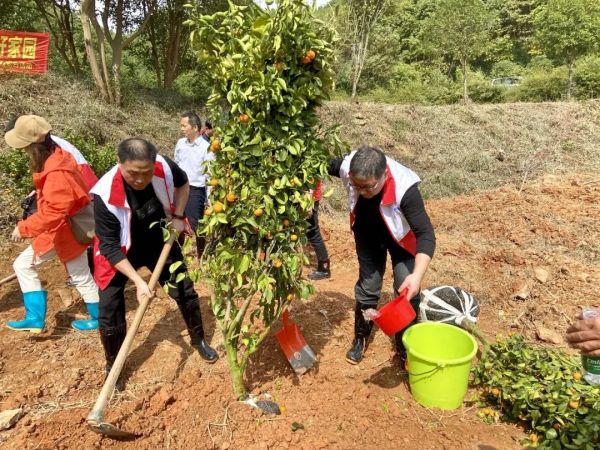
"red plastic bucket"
373,288,416,336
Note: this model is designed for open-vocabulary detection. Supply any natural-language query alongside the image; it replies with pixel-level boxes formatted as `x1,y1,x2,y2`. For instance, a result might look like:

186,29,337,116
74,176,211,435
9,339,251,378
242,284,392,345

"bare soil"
0,173,598,450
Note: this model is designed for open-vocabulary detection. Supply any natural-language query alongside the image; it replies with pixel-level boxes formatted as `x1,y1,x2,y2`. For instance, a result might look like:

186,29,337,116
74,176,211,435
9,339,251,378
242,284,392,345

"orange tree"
185,0,344,399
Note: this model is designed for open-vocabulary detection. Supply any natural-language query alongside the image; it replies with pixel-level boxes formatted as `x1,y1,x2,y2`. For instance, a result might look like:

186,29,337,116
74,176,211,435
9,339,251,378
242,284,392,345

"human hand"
566,314,600,356
397,273,422,300
135,280,153,303
11,225,24,242
171,217,186,235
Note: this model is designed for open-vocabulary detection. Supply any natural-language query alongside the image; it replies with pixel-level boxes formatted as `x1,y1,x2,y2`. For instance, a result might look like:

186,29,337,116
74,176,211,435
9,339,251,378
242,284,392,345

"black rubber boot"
345,304,374,365
308,259,331,280
178,300,218,363
99,324,127,392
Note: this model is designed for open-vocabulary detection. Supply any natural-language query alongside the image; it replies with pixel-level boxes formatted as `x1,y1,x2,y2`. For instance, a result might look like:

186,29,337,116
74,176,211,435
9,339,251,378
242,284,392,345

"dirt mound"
0,173,598,449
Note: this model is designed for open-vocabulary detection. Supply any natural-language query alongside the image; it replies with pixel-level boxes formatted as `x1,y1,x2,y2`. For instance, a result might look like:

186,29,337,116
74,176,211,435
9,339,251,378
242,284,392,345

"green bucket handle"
407,362,445,377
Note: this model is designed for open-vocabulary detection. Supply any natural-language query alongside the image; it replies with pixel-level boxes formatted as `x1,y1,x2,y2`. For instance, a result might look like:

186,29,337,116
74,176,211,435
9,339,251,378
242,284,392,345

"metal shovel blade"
275,311,316,375
87,419,139,440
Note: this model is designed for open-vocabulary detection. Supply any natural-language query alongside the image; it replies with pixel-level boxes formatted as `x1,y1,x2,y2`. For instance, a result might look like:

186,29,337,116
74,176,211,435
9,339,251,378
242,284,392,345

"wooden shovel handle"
88,233,176,424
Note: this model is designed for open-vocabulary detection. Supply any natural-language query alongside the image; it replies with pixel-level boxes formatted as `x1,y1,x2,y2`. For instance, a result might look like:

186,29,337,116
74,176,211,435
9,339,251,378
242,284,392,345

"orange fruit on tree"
290,234,298,242
569,400,579,409
208,178,219,187
553,423,561,431
254,208,263,217
275,62,283,72
490,388,500,397
301,55,312,65
573,372,582,381
273,259,282,268
306,49,316,60
282,218,290,227
204,207,214,216
210,139,221,152
213,202,224,213
259,252,266,261
239,114,250,124
286,293,296,302
226,192,236,203
265,232,273,240
529,434,538,443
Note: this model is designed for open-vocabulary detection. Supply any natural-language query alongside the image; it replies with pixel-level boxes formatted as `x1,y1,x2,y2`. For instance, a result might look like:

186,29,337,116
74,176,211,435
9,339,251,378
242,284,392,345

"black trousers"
354,230,418,308
184,186,207,256
306,201,329,262
98,242,199,330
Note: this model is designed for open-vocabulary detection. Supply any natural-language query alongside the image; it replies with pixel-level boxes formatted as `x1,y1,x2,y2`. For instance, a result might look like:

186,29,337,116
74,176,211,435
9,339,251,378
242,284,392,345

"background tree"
33,0,83,74
421,0,495,102
532,0,600,100
345,0,390,99
80,0,153,105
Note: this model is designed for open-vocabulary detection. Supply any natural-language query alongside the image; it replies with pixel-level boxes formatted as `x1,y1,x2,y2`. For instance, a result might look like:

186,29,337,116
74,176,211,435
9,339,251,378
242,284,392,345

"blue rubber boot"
71,302,99,331
7,291,48,333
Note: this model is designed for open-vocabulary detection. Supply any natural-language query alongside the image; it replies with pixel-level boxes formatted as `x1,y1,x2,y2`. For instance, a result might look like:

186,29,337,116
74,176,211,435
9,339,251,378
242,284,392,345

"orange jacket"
18,147,91,262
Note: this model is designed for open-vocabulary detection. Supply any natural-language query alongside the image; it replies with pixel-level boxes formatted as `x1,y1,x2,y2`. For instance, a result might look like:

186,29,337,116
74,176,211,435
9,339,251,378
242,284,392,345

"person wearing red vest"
91,138,217,390
4,115,100,333
329,145,436,365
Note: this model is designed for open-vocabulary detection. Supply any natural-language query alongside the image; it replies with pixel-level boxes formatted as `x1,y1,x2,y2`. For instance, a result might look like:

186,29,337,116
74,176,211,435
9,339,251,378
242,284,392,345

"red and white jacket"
51,135,98,189
90,155,176,289
340,151,420,256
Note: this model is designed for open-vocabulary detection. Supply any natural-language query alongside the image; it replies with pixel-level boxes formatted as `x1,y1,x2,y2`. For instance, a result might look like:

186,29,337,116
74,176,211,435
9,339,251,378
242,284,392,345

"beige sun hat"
4,115,52,149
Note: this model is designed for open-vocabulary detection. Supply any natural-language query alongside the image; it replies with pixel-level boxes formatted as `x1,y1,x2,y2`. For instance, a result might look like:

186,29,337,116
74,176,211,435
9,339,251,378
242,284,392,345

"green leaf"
169,261,183,274
274,35,281,52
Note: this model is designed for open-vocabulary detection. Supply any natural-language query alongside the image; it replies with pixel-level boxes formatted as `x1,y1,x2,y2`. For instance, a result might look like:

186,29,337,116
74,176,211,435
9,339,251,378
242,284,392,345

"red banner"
0,30,50,74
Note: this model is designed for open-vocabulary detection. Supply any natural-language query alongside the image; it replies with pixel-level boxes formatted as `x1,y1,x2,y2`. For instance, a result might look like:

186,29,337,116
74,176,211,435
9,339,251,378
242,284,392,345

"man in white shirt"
174,112,215,257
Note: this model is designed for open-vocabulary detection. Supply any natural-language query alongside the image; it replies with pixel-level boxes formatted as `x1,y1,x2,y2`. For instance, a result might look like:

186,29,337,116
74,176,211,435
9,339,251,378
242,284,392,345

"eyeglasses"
349,178,382,192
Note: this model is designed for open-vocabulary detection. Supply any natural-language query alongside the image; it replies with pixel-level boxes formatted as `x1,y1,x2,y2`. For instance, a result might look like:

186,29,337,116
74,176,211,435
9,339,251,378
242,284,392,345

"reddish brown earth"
0,174,598,450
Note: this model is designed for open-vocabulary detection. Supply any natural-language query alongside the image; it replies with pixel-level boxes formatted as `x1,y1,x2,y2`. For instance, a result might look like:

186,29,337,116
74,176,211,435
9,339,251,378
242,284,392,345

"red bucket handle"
395,287,409,303
282,310,290,328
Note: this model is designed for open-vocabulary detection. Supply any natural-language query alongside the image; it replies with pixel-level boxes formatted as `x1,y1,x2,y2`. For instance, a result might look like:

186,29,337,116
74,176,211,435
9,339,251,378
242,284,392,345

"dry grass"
320,100,600,201
1,72,599,214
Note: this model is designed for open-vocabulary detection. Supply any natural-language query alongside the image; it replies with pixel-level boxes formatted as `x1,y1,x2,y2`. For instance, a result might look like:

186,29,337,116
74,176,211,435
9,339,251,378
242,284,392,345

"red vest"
90,156,175,289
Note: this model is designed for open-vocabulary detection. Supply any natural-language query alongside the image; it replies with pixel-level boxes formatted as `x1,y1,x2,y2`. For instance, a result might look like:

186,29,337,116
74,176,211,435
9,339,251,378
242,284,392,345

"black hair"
204,120,213,129
181,111,202,130
117,138,158,163
349,145,387,179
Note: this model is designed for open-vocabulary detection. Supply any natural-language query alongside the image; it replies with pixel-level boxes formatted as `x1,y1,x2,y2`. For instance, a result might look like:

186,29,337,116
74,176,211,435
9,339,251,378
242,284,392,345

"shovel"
275,310,316,375
0,273,17,287
87,233,176,439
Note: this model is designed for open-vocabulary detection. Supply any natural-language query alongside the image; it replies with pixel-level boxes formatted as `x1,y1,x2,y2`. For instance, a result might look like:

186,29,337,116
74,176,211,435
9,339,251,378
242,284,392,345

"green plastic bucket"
402,322,477,410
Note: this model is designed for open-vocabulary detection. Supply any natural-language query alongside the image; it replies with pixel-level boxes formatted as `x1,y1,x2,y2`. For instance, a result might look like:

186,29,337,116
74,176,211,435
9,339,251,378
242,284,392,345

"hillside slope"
2,72,598,203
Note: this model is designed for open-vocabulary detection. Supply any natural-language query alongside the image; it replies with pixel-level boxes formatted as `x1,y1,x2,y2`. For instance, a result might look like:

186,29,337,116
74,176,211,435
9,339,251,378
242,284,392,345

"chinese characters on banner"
0,30,50,74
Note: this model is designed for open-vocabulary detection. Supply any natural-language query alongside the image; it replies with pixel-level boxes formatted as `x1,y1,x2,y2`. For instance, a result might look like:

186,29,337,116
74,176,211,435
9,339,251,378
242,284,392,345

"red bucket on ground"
373,288,416,336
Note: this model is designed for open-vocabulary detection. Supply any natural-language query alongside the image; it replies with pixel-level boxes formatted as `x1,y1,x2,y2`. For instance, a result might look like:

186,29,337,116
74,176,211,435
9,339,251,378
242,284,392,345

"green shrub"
508,68,567,102
574,56,600,100
173,70,212,103
61,132,117,177
0,148,33,196
468,72,507,103
527,55,554,72
472,334,600,449
491,60,525,78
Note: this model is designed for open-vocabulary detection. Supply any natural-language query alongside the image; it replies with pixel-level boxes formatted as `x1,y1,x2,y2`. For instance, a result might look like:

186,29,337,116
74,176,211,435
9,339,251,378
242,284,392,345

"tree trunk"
224,339,246,400
350,30,370,100
80,0,111,102
462,57,468,103
566,60,573,101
